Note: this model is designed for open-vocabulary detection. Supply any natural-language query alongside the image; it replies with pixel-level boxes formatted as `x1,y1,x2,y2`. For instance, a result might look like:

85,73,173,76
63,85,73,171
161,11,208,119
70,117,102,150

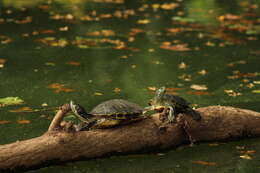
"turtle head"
149,87,166,107
156,87,166,98
70,100,91,122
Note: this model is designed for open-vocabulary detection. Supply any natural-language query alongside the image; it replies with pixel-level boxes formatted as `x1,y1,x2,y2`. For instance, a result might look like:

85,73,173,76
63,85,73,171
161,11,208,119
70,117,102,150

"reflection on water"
0,0,260,172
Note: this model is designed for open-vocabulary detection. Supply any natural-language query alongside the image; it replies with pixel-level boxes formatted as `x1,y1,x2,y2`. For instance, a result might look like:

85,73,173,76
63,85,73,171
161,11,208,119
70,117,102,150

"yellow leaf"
17,119,31,124
94,92,103,96
252,90,260,94
137,19,150,24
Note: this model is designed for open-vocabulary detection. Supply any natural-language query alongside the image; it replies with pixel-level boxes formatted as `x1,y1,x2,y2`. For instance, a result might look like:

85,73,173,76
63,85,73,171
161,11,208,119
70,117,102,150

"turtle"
143,86,201,123
70,99,145,131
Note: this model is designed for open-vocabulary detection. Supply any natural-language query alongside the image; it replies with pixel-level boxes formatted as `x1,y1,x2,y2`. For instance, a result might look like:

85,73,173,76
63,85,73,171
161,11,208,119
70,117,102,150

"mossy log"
0,104,260,172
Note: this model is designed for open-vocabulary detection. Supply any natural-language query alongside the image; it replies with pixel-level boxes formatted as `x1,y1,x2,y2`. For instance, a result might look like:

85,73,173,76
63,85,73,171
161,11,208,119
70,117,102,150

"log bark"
0,105,260,172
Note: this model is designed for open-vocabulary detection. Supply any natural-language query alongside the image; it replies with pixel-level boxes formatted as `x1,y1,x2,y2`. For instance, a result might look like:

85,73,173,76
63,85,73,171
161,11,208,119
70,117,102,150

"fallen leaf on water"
48,83,75,93
67,61,81,66
178,74,192,81
236,146,245,150
137,19,150,24
94,92,103,96
192,160,217,166
45,62,56,66
240,150,256,154
187,91,211,96
131,64,137,69
252,90,260,93
113,88,121,93
178,62,188,69
190,84,208,91
148,87,157,91
0,120,11,124
253,81,260,84
40,30,55,34
17,119,31,124
198,69,207,75
160,43,191,51
0,58,7,64
240,154,252,160
161,3,179,10
9,107,33,113
224,90,242,97
0,97,24,106
208,143,219,147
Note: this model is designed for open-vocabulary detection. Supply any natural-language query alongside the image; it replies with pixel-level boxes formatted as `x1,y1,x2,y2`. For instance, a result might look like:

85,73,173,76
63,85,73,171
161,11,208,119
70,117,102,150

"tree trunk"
0,104,260,172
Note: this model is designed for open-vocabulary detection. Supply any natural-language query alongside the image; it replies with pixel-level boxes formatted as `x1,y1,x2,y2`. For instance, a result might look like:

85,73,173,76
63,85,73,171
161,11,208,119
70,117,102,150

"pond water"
0,0,260,172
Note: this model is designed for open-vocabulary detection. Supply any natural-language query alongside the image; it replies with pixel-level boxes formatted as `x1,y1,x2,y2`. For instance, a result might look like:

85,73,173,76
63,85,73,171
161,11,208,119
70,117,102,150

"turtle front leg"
167,106,176,123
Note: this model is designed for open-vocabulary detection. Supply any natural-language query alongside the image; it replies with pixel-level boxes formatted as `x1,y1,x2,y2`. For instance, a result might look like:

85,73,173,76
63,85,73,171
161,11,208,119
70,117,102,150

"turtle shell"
90,99,143,119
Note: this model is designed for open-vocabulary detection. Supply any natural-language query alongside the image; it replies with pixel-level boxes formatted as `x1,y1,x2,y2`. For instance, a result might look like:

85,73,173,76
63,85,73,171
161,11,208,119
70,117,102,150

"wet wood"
0,105,260,172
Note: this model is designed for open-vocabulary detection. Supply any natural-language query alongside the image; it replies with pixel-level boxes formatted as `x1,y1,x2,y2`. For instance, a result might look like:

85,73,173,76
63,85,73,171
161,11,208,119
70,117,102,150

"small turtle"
70,99,145,131
144,87,201,123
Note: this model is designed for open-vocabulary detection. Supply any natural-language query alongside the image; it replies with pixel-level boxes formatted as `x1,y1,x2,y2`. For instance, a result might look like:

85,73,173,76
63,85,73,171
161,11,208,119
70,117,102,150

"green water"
0,0,260,172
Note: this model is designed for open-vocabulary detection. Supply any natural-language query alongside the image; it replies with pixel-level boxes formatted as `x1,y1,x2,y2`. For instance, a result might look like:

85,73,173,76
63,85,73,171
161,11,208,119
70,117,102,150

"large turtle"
144,87,201,123
70,99,145,131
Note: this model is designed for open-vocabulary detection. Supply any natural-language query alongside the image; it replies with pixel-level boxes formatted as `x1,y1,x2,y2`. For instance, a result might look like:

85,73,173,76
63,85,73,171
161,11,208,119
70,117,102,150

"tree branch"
0,105,260,172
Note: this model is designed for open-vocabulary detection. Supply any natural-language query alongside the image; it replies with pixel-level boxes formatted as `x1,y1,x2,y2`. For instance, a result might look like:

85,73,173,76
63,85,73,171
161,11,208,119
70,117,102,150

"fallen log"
0,104,260,172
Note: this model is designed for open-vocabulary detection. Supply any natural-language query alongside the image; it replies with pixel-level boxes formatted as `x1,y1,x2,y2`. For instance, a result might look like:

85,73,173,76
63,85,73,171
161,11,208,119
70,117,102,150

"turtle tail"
186,107,201,120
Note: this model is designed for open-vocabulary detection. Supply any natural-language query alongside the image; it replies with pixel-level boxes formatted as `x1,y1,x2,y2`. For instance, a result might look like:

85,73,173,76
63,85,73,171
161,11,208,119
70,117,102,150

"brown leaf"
9,107,33,113
240,150,256,154
40,30,55,34
17,119,31,124
192,160,217,166
47,83,75,93
67,61,81,66
160,43,191,51
187,91,211,96
0,120,11,124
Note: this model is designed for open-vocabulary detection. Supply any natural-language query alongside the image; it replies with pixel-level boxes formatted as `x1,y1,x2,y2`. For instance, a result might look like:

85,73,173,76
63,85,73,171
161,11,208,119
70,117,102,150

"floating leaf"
48,83,75,93
252,90,260,94
148,86,157,91
94,92,103,96
224,90,242,97
192,161,217,166
137,19,150,24
0,120,11,124
160,43,191,51
9,107,33,113
187,91,211,96
17,119,31,124
67,61,81,66
178,62,188,69
198,69,207,75
161,3,179,10
113,88,121,93
240,150,256,154
45,62,56,66
190,84,208,91
240,155,252,160
208,143,219,147
0,97,24,106
253,81,260,84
